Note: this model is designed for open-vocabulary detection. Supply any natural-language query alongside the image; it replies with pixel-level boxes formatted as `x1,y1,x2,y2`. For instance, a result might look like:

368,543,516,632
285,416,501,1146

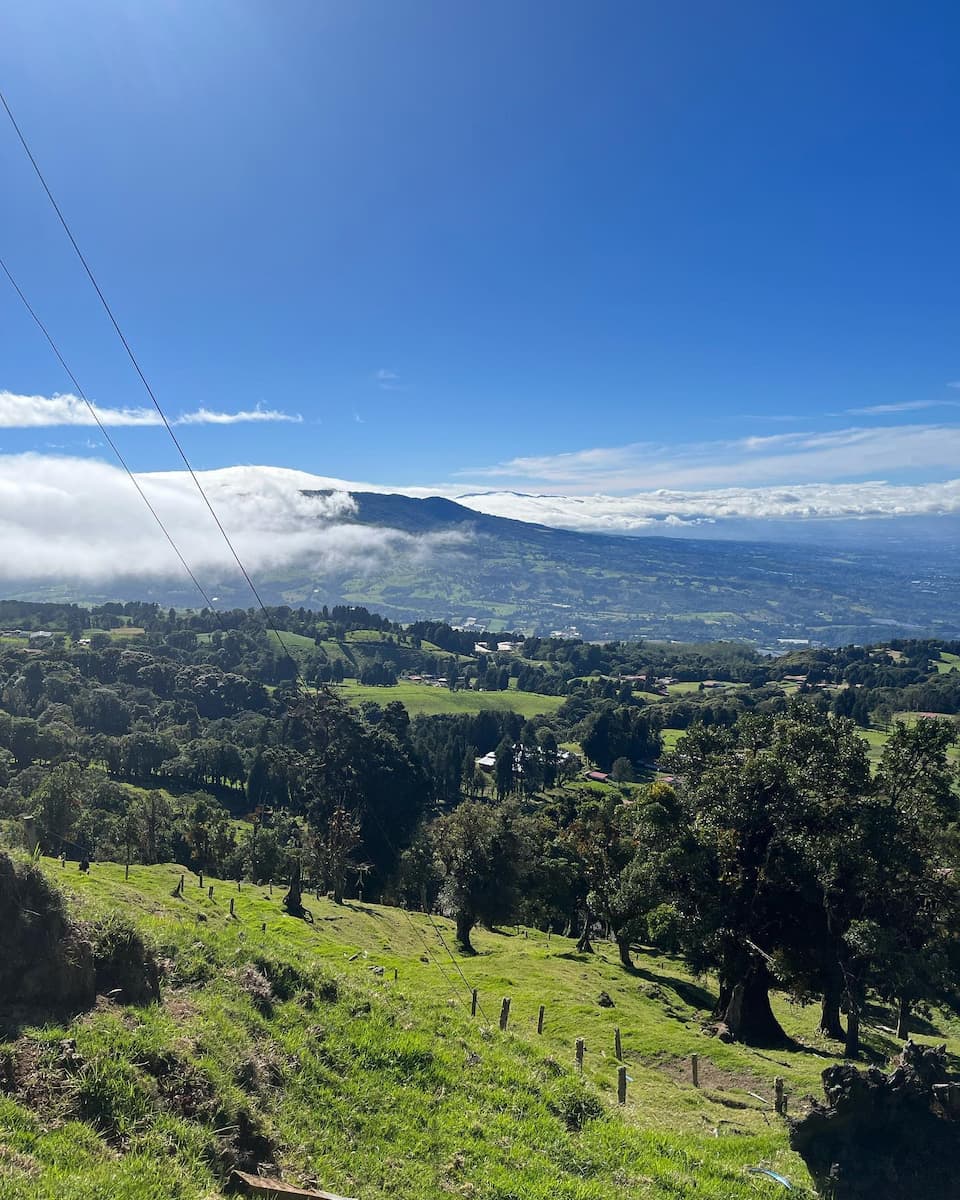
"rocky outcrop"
790,1041,960,1198
0,852,95,1020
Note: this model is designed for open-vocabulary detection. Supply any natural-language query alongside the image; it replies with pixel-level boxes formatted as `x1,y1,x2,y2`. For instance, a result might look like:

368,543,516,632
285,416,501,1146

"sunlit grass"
3,859,955,1199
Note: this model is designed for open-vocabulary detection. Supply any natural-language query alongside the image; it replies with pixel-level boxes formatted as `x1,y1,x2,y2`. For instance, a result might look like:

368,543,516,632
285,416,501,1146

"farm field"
333,679,566,718
4,857,957,1200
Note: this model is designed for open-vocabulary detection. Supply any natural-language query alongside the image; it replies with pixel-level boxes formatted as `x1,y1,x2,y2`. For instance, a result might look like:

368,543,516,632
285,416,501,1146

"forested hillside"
0,599,957,1053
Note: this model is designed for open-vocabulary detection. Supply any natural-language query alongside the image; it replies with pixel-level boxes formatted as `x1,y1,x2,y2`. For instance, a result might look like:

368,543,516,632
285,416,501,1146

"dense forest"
1,598,958,1058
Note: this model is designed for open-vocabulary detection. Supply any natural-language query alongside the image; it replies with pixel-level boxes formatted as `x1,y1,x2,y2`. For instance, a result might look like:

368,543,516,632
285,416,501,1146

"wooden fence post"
394,968,398,982
775,1077,786,1116
208,885,214,899
199,871,203,888
499,997,511,1031
618,1065,627,1105
691,1053,699,1088
229,897,235,917
178,873,185,895
537,1004,545,1035
576,1038,585,1074
471,989,478,1017
614,1027,622,1061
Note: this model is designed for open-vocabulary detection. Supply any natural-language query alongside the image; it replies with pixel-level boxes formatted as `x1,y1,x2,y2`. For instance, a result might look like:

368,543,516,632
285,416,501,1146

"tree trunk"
616,933,632,969
455,911,475,955
896,995,911,1041
819,977,846,1040
715,965,786,1045
841,967,862,1059
844,1001,861,1059
576,911,594,954
283,861,304,918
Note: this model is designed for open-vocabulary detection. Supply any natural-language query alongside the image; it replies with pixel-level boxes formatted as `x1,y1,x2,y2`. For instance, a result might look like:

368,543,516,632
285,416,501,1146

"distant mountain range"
11,487,955,647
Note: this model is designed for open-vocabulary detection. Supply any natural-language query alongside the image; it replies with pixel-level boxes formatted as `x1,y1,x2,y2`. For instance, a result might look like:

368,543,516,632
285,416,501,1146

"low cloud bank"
0,456,464,585
454,480,960,531
2,457,958,590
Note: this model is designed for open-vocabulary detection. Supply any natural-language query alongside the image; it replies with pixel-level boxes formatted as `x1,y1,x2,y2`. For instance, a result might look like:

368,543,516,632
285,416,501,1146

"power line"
0,253,221,614
0,87,299,670
2,87,490,1016
363,803,490,1021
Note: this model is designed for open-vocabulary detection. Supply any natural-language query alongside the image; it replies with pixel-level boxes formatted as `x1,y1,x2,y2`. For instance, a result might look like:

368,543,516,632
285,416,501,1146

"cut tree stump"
229,1169,357,1200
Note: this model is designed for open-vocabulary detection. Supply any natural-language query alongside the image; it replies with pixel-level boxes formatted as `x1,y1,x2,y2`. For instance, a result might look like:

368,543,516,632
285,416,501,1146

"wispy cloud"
456,423,960,492
845,399,960,415
375,368,406,392
0,391,302,428
175,404,302,425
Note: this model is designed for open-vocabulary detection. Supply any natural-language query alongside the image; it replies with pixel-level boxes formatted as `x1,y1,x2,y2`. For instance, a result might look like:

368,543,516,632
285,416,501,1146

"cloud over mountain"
0,456,464,585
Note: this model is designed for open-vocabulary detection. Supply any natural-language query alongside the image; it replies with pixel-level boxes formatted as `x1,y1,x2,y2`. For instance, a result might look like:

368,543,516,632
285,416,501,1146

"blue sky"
1,1,959,530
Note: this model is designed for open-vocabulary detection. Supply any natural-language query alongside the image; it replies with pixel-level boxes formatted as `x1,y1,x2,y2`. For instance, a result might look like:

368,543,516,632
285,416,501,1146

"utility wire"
0,87,299,670
363,804,491,1022
0,254,221,614
2,87,491,1016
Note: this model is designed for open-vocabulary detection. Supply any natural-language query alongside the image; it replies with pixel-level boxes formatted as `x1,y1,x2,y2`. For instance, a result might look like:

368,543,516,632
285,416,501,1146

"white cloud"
375,368,406,392
0,391,302,428
0,456,466,584
845,400,960,415
0,391,160,427
454,480,960,531
175,404,302,425
457,424,960,492
3,453,960,590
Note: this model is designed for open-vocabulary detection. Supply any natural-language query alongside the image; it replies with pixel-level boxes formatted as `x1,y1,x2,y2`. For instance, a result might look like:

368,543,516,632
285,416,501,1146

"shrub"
544,1076,604,1131
645,902,683,954
88,912,160,1005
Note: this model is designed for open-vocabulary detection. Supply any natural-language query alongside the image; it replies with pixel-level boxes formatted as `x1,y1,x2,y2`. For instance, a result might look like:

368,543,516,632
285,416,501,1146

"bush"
544,1076,604,1131
645,902,683,954
88,912,160,1005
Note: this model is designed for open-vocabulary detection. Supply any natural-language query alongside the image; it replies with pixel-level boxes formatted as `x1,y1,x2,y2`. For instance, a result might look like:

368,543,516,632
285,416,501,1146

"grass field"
659,728,685,755
3,857,957,1200
333,680,566,718
266,629,317,653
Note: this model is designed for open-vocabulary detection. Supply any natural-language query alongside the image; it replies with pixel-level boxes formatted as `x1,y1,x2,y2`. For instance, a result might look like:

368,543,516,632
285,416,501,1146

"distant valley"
7,489,959,647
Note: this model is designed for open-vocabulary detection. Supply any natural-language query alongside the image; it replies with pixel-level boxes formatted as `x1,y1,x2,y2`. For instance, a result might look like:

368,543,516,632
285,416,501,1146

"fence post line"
537,1004,545,1035
691,1053,699,1088
617,1065,627,1105
499,997,511,1030
576,1037,585,1074
614,1027,622,1061
471,989,478,1017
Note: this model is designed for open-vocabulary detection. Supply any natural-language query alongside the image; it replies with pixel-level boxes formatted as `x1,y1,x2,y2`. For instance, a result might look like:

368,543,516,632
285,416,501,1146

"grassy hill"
4,859,958,1199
